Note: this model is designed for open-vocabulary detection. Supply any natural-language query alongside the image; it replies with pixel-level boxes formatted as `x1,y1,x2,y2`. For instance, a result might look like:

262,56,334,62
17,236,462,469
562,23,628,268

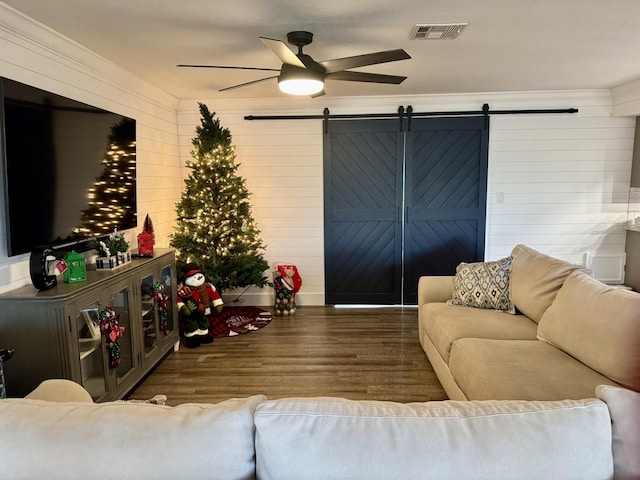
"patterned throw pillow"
447,256,515,313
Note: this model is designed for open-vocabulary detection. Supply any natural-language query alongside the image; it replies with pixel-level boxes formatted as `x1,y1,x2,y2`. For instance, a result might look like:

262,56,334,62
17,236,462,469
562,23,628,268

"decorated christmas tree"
170,103,270,292
79,117,136,236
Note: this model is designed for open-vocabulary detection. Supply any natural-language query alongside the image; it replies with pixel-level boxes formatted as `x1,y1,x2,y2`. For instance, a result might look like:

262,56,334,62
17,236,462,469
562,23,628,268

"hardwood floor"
126,306,447,406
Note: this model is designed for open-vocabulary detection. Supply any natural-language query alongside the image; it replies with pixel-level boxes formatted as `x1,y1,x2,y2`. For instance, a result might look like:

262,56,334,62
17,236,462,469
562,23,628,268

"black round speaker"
30,247,57,291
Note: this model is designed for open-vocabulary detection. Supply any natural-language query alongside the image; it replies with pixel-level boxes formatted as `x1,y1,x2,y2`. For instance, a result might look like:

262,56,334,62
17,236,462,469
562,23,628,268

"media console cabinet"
0,248,179,400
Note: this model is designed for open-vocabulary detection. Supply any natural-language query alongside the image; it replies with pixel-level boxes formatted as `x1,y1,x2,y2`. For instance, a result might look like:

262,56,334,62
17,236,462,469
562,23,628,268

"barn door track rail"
244,103,578,133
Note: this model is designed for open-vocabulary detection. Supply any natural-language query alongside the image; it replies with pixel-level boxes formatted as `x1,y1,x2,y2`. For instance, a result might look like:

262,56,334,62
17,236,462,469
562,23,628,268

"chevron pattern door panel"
324,120,403,304
324,116,488,305
404,117,488,304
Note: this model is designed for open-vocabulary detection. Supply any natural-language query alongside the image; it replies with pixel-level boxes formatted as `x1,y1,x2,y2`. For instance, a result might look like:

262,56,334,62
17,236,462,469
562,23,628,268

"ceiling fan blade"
177,64,280,72
259,37,306,68
320,49,411,74
326,70,407,84
219,75,279,92
311,90,326,98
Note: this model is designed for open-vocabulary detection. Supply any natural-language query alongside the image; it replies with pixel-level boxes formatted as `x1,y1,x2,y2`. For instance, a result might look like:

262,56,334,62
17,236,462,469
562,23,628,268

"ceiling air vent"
410,23,468,40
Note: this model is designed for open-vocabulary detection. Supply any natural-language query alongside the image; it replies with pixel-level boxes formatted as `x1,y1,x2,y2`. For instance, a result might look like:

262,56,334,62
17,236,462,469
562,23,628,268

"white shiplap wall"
0,2,633,299
178,91,634,305
482,91,633,263
0,3,181,293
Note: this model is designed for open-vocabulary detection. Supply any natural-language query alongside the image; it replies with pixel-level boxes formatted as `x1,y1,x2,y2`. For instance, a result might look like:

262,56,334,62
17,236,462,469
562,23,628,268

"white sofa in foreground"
0,379,639,480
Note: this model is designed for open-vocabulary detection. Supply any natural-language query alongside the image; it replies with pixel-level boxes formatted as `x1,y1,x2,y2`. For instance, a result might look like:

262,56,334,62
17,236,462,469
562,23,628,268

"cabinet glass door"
160,265,175,338
76,303,106,400
140,274,158,357
110,286,135,386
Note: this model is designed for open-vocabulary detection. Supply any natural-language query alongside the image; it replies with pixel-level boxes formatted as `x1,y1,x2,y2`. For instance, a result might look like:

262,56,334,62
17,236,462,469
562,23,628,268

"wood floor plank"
126,306,447,405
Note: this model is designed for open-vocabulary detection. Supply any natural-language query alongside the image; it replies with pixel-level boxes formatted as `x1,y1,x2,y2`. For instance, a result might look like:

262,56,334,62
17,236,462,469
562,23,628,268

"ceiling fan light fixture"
278,65,324,95
182,31,409,95
279,78,324,95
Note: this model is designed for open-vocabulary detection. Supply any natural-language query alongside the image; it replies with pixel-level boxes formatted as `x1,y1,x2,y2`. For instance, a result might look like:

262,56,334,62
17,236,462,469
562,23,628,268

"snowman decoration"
177,263,224,348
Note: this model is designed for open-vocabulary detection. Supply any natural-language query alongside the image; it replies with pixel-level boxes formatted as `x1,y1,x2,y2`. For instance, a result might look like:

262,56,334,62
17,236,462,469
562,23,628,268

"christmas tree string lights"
170,103,270,292
79,118,136,237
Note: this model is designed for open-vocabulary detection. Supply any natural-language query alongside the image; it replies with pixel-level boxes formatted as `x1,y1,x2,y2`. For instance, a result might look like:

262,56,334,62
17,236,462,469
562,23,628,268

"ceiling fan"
177,31,411,96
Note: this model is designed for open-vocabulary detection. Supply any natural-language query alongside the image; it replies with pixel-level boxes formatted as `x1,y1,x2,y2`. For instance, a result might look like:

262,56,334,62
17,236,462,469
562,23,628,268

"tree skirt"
208,306,272,337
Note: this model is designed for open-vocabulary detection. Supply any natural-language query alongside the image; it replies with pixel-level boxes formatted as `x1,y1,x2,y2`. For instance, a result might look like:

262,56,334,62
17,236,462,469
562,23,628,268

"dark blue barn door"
403,117,488,304
323,120,404,304
324,116,488,305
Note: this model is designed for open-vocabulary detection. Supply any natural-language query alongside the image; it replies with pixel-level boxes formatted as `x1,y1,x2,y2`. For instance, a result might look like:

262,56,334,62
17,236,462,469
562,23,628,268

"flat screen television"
0,77,136,257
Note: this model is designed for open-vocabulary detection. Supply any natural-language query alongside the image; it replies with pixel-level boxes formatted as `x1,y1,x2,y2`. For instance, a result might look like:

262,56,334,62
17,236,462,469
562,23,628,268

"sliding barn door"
403,117,489,304
324,116,488,305
323,120,404,304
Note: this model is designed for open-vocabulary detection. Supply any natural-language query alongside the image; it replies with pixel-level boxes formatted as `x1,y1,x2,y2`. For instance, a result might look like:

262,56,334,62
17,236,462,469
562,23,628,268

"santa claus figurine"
177,263,224,348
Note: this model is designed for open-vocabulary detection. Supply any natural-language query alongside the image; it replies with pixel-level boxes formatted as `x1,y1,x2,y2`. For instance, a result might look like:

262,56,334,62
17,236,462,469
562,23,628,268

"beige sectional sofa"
1,379,639,479
418,244,640,401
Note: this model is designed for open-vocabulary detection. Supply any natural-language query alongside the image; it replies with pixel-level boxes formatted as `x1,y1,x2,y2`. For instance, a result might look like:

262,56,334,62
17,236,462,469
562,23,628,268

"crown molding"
612,78,640,117
0,2,178,111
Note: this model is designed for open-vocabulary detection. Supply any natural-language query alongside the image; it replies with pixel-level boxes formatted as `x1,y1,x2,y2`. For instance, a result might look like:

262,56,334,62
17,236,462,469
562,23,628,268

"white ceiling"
4,0,640,100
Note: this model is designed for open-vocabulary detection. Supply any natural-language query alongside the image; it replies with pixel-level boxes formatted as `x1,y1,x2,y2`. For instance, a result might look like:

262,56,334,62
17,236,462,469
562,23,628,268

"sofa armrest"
596,385,640,480
25,379,94,403
418,276,455,306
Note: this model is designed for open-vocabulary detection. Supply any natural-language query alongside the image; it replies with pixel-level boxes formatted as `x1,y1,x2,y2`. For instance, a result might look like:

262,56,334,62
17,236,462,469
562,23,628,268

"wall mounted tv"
0,77,136,257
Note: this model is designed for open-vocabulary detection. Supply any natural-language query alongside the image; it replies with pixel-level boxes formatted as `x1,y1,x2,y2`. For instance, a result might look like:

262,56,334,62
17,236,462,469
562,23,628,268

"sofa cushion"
420,303,537,363
254,396,613,480
596,385,640,480
25,378,93,403
510,244,585,323
447,256,516,313
449,338,619,400
537,270,640,392
0,395,265,480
